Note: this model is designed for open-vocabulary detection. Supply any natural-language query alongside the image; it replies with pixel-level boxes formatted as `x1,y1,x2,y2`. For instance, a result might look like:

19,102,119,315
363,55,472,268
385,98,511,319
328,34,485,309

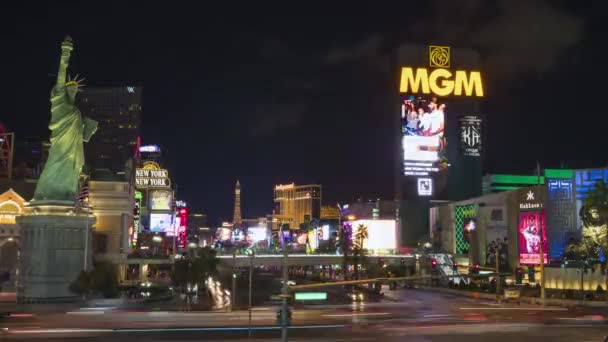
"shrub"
469,282,479,291
564,289,575,299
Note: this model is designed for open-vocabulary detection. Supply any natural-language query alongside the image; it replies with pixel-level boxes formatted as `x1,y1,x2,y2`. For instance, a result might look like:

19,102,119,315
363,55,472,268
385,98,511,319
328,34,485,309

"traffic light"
528,266,535,282
516,268,523,285
400,258,405,265
431,259,438,268
471,264,480,275
452,263,458,271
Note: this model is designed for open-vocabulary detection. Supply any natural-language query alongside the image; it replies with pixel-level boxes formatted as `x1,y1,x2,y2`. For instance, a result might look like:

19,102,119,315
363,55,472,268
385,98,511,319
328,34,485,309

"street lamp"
281,237,289,342
152,235,162,256
247,248,255,338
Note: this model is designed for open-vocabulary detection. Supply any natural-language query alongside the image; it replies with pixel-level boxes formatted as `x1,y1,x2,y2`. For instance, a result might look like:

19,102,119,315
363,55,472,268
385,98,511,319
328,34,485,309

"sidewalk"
410,285,608,308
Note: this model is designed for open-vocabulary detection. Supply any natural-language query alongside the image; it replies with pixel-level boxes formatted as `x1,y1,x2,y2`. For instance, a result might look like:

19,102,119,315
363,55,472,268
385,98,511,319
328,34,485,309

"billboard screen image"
247,227,268,244
518,211,548,265
150,213,173,233
216,227,231,241
401,95,447,176
459,115,482,157
349,219,396,251
149,190,173,210
464,218,476,233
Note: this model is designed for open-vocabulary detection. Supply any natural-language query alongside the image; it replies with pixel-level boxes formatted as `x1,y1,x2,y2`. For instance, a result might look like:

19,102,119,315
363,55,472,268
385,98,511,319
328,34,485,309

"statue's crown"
65,74,85,89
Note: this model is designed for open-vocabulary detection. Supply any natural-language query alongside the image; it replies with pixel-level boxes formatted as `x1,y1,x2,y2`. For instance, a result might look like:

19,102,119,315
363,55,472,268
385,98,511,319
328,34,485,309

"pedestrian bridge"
124,254,416,268
217,254,416,268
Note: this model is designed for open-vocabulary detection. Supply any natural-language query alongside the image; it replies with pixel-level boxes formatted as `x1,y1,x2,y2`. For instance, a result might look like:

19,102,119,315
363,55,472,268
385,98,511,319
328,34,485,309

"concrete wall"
545,267,607,291
89,180,133,263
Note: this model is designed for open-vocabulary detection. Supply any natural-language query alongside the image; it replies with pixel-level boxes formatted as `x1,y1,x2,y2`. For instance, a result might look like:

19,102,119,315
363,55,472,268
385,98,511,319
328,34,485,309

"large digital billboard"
349,219,396,251
247,227,268,244
401,95,447,176
518,211,548,265
150,213,173,233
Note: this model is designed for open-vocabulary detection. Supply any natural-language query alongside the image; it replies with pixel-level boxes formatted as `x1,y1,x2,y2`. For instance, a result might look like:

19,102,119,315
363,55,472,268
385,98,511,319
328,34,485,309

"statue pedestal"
16,202,95,303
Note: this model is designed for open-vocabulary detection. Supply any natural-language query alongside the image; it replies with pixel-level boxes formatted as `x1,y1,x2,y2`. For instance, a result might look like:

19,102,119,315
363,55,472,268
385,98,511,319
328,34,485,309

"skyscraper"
77,86,142,175
233,180,242,225
273,183,321,229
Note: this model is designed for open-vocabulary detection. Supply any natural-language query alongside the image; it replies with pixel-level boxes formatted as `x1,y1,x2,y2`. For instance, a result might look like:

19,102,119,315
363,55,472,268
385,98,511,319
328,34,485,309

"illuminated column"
233,180,242,225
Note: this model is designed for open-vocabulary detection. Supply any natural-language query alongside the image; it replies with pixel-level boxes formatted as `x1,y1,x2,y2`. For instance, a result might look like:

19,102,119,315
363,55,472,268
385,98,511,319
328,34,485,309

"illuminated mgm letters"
400,68,484,97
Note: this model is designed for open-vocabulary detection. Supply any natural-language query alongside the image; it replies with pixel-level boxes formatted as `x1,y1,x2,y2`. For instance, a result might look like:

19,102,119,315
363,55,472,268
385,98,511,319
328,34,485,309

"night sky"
0,1,603,225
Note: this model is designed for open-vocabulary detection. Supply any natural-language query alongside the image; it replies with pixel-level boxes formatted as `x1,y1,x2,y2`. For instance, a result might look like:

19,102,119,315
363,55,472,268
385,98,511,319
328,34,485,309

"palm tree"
338,224,352,280
352,224,368,280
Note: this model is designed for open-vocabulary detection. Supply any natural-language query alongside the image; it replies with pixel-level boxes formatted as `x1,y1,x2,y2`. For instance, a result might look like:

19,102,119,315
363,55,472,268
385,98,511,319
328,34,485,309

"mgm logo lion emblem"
429,46,450,68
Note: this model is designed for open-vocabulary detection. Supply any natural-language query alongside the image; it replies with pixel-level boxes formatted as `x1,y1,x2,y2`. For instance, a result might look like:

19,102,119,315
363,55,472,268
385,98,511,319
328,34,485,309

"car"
0,292,16,318
348,291,365,302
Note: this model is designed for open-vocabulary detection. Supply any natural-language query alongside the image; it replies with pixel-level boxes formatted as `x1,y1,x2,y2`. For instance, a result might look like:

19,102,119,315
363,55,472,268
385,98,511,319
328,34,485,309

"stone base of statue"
16,201,95,303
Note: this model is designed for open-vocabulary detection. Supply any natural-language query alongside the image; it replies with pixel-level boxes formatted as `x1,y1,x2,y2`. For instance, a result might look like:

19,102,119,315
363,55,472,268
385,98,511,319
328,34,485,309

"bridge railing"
213,247,408,257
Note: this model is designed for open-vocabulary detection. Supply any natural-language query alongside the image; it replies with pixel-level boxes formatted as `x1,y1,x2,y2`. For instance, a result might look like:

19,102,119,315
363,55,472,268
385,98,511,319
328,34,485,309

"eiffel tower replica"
233,180,242,227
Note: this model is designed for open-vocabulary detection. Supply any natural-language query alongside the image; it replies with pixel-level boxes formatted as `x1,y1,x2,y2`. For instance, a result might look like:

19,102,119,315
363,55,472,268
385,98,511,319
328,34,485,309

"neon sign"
399,67,484,97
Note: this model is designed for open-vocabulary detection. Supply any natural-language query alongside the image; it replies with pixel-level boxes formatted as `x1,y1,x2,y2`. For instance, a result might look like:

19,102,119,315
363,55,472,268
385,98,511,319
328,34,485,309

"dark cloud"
471,0,583,75
410,0,583,76
323,34,385,65
259,38,294,59
318,1,583,78
248,102,306,138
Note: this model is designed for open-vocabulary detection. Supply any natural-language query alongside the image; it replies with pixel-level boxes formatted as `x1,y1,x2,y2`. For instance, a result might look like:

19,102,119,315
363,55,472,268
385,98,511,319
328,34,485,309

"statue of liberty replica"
17,37,97,302
33,36,97,202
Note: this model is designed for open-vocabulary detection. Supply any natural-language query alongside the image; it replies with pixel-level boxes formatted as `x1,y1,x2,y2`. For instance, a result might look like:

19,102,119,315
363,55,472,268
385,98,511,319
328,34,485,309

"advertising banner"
150,213,173,233
149,190,172,210
459,115,482,157
349,219,396,250
401,95,447,176
518,211,548,265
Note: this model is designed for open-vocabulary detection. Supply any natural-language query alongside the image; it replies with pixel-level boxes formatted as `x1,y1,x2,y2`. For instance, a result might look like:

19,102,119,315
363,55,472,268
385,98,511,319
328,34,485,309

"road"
2,288,607,341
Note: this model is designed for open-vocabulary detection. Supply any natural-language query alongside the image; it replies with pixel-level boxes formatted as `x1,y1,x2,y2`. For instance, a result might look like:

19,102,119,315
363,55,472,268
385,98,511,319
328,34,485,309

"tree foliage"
69,261,118,298
170,247,219,290
352,224,369,280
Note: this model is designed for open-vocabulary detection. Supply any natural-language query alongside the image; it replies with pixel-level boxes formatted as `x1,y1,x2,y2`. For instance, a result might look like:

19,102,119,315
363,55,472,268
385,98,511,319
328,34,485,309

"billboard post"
537,162,546,306
496,242,501,304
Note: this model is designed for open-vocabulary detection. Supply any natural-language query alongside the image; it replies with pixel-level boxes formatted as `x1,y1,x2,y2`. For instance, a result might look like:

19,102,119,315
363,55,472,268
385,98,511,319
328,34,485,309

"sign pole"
537,162,546,306
495,243,501,303
248,250,254,338
232,249,237,311
281,240,289,342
